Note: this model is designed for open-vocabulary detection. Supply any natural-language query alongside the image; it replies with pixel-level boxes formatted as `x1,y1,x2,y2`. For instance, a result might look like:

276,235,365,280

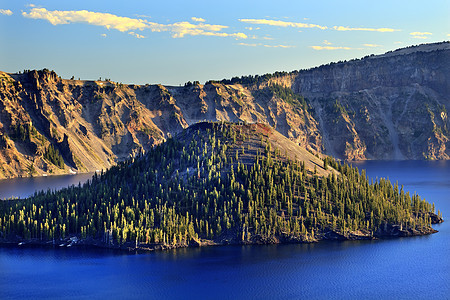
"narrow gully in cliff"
366,89,405,160
311,99,338,158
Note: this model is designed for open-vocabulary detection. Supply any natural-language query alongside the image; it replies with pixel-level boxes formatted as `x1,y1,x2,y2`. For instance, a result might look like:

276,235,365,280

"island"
0,122,443,251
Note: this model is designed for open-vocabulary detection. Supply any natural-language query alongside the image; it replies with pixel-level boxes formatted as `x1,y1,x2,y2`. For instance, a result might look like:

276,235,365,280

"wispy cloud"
323,40,332,45
238,42,294,48
239,18,327,30
22,8,149,31
410,31,432,39
22,7,247,39
191,17,205,22
129,32,145,39
136,14,152,19
410,31,432,36
248,35,273,40
333,26,397,32
167,21,246,39
363,43,381,47
264,44,294,48
238,42,261,47
239,18,398,33
310,45,352,50
101,33,107,38
0,9,13,16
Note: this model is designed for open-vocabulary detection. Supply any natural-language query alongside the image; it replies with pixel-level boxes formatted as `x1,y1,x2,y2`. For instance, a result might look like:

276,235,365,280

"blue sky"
1,0,449,85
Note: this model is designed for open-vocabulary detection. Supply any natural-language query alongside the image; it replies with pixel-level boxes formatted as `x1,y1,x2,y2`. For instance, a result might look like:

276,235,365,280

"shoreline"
0,219,442,253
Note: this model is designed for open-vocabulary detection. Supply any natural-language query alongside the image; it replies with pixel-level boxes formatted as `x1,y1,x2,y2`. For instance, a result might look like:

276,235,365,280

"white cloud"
264,44,294,48
168,21,225,37
310,45,352,50
323,40,332,45
238,42,294,48
129,31,145,39
164,21,247,39
410,32,432,36
363,43,381,47
239,18,327,30
22,7,247,40
22,8,148,31
101,33,107,38
248,35,273,40
333,26,397,32
239,18,398,33
238,42,261,47
0,9,13,16
410,32,432,39
191,17,205,22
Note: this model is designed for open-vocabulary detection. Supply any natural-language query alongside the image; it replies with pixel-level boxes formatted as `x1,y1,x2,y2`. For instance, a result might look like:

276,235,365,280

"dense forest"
0,122,442,250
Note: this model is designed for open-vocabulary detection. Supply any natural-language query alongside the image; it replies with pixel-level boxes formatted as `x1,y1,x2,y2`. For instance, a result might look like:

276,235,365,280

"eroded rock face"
0,69,166,178
0,42,448,178
292,42,450,160
0,70,320,178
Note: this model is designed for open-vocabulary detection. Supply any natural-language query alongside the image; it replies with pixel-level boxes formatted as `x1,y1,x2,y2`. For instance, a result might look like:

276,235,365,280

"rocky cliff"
0,69,320,178
292,42,450,160
0,42,448,178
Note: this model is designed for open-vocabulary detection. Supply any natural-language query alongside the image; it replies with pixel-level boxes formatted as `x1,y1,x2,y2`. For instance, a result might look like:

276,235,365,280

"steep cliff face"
0,70,319,178
0,70,167,178
0,42,448,178
292,43,450,160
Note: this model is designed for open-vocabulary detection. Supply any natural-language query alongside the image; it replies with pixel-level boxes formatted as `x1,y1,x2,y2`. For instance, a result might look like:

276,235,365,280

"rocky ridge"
292,42,450,160
0,42,448,178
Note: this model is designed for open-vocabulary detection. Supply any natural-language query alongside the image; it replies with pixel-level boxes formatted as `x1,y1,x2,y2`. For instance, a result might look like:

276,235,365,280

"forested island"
0,122,443,251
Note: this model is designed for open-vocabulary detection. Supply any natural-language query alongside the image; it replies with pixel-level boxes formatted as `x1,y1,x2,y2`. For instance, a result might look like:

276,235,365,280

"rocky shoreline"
1,215,442,252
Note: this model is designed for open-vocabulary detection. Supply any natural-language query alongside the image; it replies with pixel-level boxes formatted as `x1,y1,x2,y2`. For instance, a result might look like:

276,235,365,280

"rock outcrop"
292,42,450,160
0,42,448,178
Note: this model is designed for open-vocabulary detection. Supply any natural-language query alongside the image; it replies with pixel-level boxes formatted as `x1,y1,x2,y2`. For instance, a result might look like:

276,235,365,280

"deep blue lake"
1,161,449,299
0,173,95,200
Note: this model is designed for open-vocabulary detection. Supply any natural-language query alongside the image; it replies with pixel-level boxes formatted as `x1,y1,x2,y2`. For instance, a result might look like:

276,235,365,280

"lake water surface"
0,173,94,200
0,161,449,299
